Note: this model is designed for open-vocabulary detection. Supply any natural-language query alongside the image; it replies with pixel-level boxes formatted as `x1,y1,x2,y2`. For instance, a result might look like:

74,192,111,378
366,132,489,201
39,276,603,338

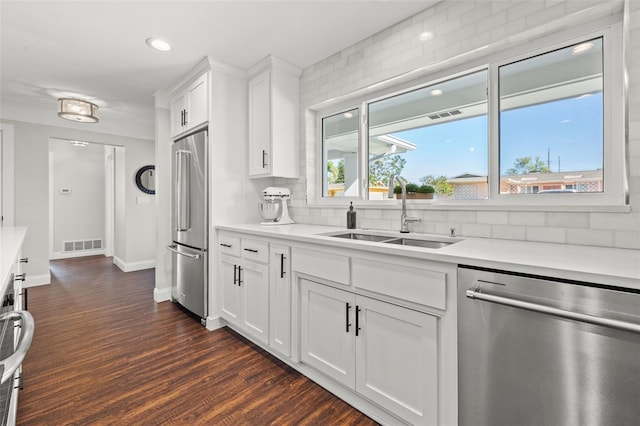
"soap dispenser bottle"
347,202,356,229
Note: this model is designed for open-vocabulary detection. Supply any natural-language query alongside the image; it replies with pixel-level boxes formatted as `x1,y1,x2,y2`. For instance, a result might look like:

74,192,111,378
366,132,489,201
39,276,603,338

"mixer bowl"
258,201,282,221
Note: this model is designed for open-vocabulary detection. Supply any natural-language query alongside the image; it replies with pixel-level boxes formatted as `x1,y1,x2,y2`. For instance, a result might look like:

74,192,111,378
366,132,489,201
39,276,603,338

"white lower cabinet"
300,279,438,425
269,244,291,357
301,280,356,387
219,253,269,345
220,253,241,323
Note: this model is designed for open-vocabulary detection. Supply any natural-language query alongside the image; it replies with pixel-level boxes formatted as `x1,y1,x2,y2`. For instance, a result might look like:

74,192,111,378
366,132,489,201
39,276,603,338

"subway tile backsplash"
285,0,640,250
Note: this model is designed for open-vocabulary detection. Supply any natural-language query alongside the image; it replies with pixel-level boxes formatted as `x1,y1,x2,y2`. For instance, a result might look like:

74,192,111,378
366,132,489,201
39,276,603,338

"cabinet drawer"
218,234,240,257
352,258,446,310
292,248,349,285
241,238,269,263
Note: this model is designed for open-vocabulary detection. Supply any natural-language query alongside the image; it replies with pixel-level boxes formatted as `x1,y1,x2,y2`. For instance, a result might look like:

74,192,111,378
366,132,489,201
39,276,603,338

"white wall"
281,0,640,250
50,139,105,255
1,118,156,285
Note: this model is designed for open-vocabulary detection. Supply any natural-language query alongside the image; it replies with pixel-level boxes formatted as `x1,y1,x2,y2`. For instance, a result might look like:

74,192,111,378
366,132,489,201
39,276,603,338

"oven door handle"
0,310,35,384
466,288,640,334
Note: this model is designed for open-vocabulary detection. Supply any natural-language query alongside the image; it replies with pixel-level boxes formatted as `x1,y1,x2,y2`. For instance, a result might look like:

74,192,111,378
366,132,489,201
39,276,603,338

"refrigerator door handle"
166,245,201,259
175,150,191,232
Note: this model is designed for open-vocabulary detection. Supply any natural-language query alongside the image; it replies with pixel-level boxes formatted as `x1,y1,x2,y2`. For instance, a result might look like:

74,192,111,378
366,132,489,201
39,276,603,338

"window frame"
314,21,626,210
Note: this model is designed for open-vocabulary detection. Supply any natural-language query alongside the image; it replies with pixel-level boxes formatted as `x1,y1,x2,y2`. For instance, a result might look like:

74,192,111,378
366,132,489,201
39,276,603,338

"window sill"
305,199,631,213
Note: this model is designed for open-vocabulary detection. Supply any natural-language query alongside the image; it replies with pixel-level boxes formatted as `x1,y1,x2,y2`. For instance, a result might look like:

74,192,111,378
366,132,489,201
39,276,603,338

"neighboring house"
440,170,604,200
445,174,489,200
499,169,603,194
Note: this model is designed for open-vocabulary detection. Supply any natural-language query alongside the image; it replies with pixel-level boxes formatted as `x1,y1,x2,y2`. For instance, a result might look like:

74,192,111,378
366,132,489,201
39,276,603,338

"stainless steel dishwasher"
458,265,640,426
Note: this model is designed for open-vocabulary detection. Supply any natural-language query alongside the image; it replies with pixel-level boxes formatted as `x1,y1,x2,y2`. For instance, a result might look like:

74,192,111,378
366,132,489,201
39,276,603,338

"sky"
390,93,603,184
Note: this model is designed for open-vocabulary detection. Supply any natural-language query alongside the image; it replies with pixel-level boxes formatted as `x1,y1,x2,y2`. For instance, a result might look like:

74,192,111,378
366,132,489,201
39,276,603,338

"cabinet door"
170,93,186,138
269,244,291,357
300,279,355,388
185,73,208,131
355,296,438,425
219,254,240,325
240,259,269,345
248,70,271,176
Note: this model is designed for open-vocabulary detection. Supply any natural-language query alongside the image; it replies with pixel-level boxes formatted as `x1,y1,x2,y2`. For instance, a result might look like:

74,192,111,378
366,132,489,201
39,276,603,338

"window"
499,38,604,196
367,70,488,200
318,25,624,207
323,108,360,197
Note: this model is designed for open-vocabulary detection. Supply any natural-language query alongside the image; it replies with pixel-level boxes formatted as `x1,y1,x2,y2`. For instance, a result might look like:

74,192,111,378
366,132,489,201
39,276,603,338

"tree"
420,174,454,196
369,155,406,186
506,156,551,175
327,159,344,183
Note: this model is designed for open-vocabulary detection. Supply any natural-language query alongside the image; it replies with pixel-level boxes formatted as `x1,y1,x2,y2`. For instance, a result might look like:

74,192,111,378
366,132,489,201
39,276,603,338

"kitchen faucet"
387,174,421,233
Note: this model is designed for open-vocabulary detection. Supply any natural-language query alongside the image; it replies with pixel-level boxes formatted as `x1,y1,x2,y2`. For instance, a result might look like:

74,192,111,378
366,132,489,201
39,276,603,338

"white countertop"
0,226,27,294
217,223,640,290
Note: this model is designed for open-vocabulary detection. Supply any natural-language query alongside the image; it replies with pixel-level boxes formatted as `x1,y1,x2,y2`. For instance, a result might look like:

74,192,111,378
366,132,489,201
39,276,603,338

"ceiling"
0,1,437,140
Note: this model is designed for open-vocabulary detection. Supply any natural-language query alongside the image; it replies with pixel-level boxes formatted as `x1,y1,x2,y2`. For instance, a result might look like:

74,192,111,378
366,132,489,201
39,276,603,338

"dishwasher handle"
166,245,201,260
0,310,34,384
466,288,640,334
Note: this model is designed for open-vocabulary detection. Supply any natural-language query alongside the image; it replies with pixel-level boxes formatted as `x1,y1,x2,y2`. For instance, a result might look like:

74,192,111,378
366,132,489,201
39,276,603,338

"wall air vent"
63,239,103,253
429,109,463,120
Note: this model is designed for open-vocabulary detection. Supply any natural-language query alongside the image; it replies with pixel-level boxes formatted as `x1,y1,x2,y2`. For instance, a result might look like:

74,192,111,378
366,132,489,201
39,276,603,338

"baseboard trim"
23,273,51,288
205,316,226,331
153,287,172,303
114,257,155,272
50,250,105,260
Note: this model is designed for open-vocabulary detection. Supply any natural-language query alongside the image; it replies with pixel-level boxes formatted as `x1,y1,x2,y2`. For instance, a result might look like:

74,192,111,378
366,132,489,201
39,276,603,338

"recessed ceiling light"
70,141,89,147
572,42,593,55
146,37,171,51
418,31,434,42
343,112,353,119
431,89,443,96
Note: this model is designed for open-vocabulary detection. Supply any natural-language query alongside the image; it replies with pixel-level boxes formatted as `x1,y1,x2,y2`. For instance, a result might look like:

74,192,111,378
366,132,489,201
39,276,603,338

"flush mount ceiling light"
146,37,171,51
58,98,99,123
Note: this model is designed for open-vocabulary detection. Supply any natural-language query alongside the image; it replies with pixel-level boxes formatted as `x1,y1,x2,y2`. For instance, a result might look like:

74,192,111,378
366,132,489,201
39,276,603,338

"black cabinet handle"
14,373,23,391
262,150,267,168
19,258,29,263
233,265,237,285
14,274,26,282
355,306,361,337
243,248,258,253
183,109,188,125
346,303,352,333
220,243,232,248
280,253,285,278
180,110,184,126
21,288,27,311
237,266,243,286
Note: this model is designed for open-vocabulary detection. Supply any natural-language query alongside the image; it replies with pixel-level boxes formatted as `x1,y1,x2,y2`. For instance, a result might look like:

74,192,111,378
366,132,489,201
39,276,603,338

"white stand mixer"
259,187,294,225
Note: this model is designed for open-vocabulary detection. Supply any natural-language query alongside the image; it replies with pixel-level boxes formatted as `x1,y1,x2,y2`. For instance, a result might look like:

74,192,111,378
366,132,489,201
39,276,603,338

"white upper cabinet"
170,72,209,138
248,56,301,178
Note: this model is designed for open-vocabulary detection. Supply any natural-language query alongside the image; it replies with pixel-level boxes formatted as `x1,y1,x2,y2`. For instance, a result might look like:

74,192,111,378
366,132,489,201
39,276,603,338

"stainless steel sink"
383,238,453,249
331,233,392,242
329,232,457,249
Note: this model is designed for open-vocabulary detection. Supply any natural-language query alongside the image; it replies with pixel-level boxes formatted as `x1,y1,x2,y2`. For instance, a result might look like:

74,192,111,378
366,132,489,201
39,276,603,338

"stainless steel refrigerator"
167,129,208,323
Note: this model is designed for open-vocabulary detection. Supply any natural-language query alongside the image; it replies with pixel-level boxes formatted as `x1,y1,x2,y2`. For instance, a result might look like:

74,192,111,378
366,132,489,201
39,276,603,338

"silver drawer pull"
466,289,640,334
0,311,34,384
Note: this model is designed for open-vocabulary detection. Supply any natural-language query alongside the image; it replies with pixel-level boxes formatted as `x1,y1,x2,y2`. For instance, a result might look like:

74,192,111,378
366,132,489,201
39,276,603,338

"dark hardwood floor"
17,256,377,425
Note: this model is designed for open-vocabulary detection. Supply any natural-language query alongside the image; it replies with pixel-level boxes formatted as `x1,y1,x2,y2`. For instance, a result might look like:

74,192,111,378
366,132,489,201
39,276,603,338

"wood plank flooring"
17,256,377,425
